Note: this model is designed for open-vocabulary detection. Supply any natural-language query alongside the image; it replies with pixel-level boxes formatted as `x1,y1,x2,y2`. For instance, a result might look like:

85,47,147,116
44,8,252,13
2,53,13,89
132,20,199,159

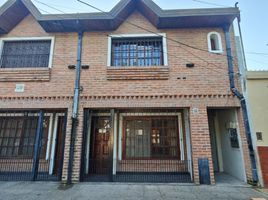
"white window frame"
107,33,168,67
0,36,55,68
207,32,223,54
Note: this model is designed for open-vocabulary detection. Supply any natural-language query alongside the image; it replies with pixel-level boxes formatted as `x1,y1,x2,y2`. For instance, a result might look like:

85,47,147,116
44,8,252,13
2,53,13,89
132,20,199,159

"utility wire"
246,52,268,56
77,0,220,54
12,1,255,75
33,0,67,14
106,34,228,75
76,0,248,71
35,0,268,70
247,58,268,66
36,0,259,72
191,0,229,7
35,1,89,13
77,0,238,72
27,1,231,74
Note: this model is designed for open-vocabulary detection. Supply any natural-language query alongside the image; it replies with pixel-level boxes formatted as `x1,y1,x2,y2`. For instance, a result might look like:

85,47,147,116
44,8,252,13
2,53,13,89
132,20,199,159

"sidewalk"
0,182,267,200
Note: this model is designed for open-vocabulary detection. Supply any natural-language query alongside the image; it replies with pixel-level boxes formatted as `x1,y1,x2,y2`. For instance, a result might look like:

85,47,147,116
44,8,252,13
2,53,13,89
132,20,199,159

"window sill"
0,68,51,82
209,50,223,54
107,66,169,80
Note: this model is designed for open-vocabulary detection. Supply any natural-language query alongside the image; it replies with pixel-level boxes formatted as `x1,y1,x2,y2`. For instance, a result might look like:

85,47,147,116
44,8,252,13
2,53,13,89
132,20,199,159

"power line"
106,34,229,75
32,0,268,72
247,58,268,66
34,1,263,75
246,52,268,56
34,0,241,72
77,0,239,72
9,1,264,75
35,1,89,13
191,0,229,7
33,0,66,14
77,0,219,55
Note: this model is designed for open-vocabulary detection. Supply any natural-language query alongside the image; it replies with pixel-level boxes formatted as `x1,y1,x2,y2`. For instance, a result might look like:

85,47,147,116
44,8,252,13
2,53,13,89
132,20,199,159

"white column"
113,113,118,175
118,114,123,160
178,113,185,161
46,114,54,161
85,112,92,174
184,109,193,180
49,114,59,175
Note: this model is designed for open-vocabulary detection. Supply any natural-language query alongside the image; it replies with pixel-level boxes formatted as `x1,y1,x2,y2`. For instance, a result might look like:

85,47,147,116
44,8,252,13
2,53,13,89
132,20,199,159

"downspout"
223,24,258,184
67,31,84,185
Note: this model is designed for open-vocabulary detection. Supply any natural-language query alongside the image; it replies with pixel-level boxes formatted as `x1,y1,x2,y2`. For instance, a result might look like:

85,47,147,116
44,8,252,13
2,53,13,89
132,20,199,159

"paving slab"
0,182,267,200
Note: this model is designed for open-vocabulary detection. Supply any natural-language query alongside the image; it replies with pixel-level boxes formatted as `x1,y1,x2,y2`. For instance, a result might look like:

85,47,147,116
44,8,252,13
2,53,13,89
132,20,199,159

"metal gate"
81,109,192,183
0,110,67,181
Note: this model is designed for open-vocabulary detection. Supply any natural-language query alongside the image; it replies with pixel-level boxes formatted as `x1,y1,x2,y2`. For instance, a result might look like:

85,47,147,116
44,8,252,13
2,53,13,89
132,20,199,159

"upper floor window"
0,37,54,69
108,33,168,67
207,32,223,53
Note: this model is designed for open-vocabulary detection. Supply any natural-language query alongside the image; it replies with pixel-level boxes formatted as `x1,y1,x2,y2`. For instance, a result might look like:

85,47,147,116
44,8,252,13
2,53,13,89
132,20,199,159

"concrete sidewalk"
0,182,267,200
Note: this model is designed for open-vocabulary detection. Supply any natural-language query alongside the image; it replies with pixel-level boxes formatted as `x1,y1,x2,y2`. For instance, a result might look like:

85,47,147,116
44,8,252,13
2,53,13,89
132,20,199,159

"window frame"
0,37,55,69
107,33,168,67
0,113,53,159
207,32,223,54
122,116,180,160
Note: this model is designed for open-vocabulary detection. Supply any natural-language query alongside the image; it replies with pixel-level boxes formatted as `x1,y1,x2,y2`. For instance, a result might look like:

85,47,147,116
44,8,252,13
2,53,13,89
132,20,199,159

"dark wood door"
90,117,111,175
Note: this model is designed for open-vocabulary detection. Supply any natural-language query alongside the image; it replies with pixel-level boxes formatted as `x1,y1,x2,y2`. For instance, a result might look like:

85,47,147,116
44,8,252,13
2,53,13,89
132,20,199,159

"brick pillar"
61,106,84,183
189,106,215,184
71,107,84,182
62,106,73,182
237,108,253,182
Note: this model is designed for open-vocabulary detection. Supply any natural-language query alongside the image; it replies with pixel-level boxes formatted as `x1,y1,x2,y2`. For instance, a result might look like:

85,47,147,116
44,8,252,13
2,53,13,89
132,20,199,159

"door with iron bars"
82,113,113,181
0,110,67,181
90,117,112,176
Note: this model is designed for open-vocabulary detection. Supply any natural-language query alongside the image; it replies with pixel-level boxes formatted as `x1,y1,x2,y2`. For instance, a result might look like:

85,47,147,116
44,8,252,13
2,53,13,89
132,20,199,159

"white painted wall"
216,110,246,181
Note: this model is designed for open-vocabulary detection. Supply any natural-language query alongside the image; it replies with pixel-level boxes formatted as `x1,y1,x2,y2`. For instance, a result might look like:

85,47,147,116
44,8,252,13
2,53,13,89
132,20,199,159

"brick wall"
0,10,251,184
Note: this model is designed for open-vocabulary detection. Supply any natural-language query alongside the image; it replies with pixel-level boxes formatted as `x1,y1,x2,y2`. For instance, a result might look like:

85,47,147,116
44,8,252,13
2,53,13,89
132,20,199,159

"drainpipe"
223,24,258,184
67,31,84,185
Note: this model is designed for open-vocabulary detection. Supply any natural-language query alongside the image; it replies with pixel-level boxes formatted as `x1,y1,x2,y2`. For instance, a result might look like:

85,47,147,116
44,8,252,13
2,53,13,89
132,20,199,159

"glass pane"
1,40,51,68
111,37,163,67
125,119,151,158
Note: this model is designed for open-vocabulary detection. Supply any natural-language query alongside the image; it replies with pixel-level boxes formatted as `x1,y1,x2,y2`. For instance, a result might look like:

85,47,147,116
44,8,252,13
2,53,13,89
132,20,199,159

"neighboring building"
0,0,255,184
246,71,268,187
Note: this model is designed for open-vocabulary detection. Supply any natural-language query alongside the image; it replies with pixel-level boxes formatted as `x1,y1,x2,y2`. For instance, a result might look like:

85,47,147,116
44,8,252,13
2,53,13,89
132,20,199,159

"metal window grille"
0,116,50,158
111,37,163,67
0,40,51,68
0,110,66,181
125,117,179,159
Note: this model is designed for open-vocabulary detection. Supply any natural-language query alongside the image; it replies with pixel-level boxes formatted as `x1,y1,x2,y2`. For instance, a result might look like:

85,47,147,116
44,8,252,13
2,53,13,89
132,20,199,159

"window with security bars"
124,117,179,159
0,40,51,68
0,116,49,158
111,37,163,67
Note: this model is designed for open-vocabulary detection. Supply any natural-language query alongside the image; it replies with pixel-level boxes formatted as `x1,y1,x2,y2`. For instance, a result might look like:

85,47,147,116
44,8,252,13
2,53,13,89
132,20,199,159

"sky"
0,0,267,70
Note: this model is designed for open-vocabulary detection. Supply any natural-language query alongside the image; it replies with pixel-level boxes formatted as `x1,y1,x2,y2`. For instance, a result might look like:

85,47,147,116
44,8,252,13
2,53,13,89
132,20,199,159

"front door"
89,117,111,175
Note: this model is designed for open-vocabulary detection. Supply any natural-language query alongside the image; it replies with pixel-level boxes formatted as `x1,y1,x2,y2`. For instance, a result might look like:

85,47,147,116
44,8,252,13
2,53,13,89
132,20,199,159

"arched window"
207,32,223,53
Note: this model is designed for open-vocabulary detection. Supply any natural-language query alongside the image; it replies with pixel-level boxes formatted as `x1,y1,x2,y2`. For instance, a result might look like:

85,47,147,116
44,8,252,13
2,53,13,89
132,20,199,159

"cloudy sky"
0,0,267,70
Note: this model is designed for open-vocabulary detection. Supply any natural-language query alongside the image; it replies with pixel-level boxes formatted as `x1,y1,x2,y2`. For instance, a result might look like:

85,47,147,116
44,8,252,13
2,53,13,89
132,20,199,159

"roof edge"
0,0,240,33
247,71,268,80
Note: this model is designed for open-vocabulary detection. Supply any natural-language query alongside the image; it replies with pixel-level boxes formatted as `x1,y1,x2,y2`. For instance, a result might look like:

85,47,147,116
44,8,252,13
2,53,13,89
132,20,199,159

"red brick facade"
0,10,253,184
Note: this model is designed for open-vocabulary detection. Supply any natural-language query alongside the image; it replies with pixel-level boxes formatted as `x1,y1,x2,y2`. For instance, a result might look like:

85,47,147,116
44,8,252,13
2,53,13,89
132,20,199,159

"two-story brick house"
0,0,256,184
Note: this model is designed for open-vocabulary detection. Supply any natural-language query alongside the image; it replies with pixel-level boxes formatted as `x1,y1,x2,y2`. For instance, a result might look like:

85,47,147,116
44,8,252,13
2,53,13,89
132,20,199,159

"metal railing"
82,158,192,183
114,159,191,183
